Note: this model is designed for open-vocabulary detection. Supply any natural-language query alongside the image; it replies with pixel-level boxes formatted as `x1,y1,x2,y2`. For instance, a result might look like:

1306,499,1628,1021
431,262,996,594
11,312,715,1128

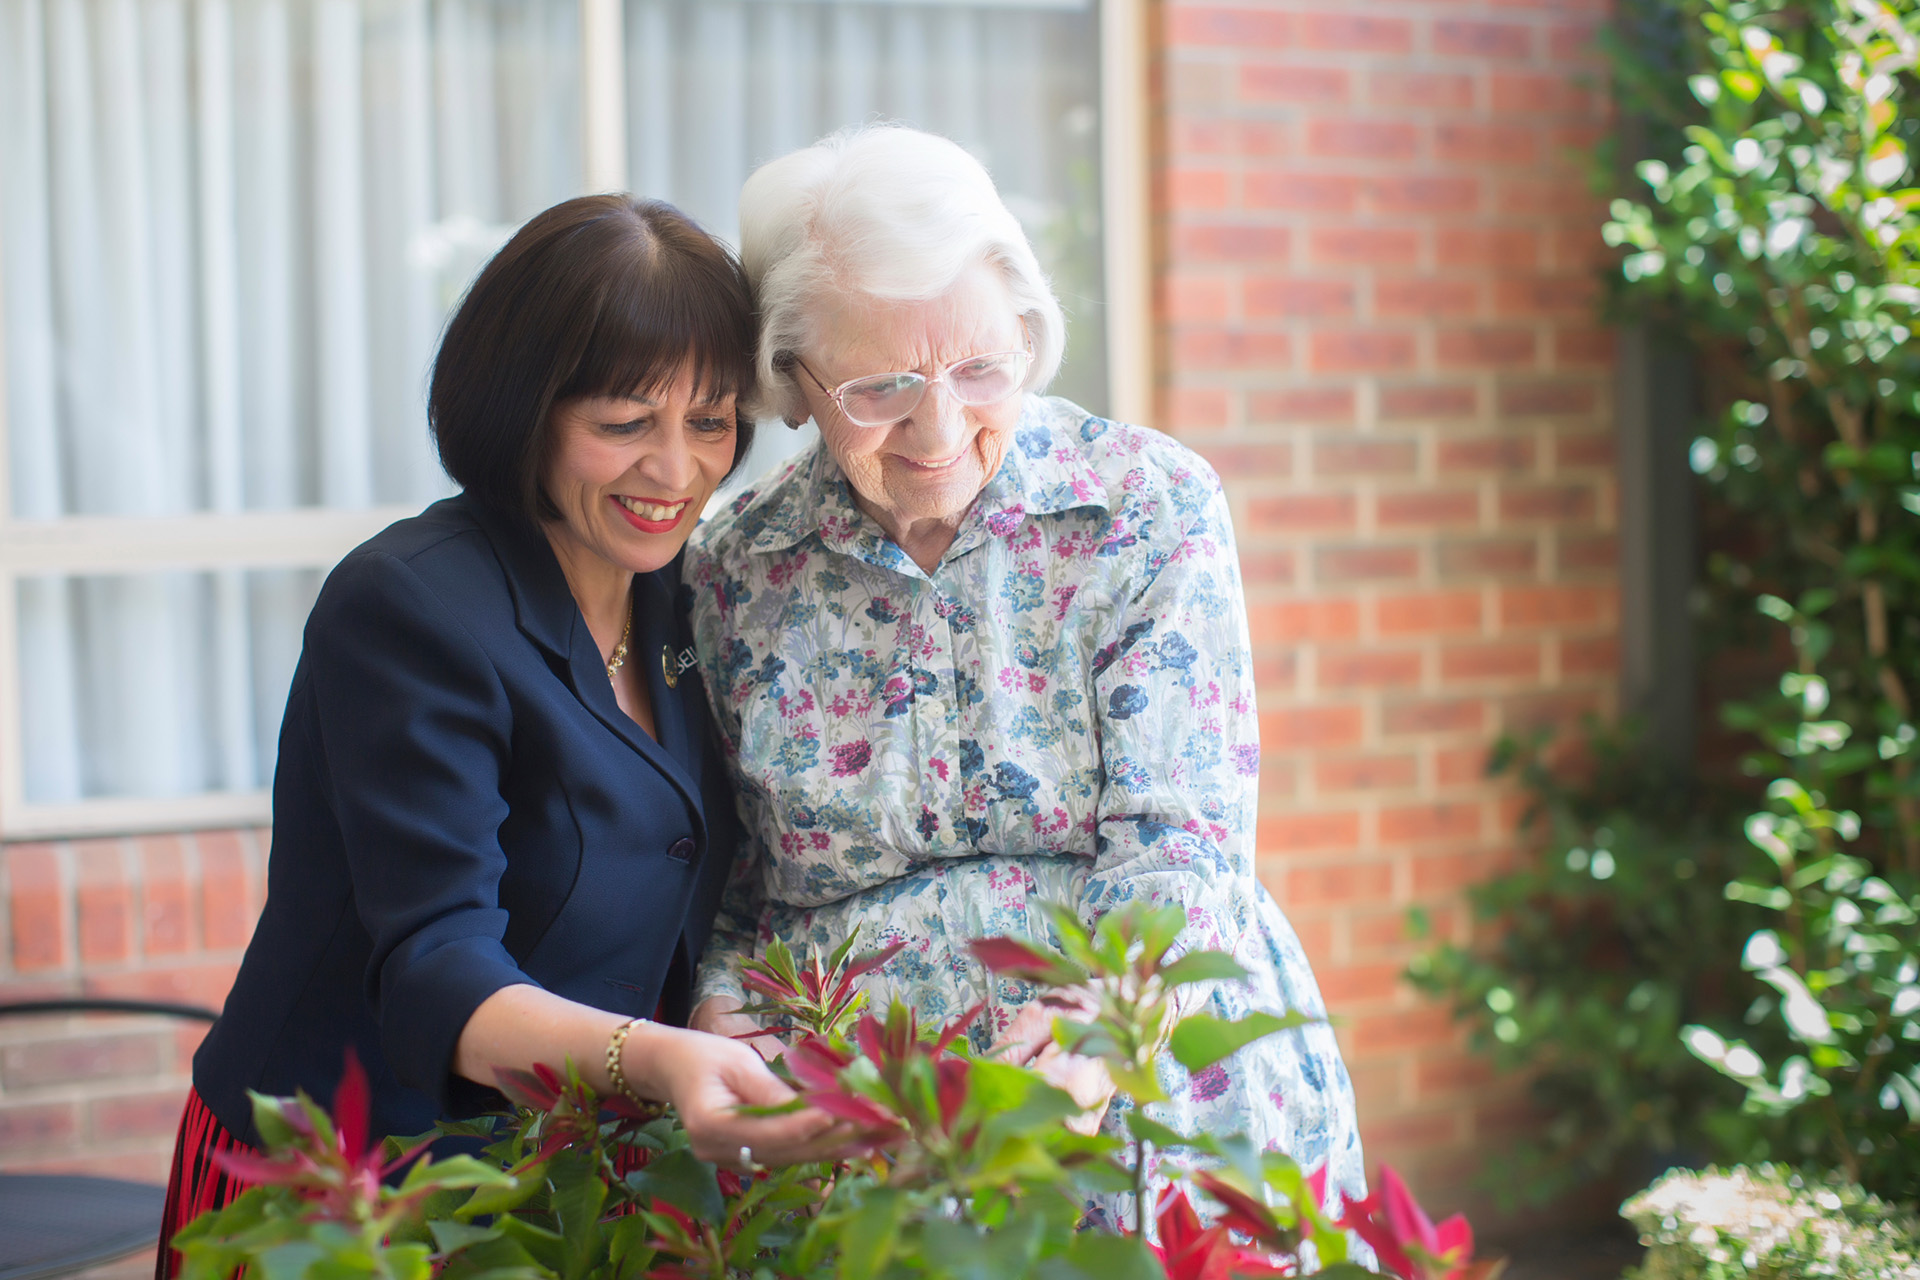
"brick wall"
1155,0,1620,1212
0,832,268,1179
0,0,1623,1212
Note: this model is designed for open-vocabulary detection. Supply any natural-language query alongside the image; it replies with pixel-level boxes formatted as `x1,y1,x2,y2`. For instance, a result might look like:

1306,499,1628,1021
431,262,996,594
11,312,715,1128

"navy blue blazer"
193,493,738,1146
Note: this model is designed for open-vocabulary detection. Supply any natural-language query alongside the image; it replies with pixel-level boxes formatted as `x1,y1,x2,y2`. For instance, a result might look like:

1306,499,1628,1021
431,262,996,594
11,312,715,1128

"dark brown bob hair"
430,194,757,525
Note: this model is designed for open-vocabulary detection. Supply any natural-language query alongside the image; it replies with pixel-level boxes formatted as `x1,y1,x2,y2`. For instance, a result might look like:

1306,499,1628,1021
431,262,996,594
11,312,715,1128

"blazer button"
667,838,697,864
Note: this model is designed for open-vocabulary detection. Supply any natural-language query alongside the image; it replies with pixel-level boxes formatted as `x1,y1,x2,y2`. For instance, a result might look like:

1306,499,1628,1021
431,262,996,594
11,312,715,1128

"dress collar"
741,396,1111,566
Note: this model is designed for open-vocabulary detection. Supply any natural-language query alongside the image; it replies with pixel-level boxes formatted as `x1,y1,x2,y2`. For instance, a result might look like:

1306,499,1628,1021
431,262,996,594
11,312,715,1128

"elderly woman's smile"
799,264,1026,566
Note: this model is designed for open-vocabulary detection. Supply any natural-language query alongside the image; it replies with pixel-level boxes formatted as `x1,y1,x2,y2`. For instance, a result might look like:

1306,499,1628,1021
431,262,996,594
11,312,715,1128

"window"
0,0,1146,837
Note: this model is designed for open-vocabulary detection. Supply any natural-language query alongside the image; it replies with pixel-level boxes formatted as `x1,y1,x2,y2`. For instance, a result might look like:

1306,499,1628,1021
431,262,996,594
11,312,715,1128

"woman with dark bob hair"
156,195,845,1274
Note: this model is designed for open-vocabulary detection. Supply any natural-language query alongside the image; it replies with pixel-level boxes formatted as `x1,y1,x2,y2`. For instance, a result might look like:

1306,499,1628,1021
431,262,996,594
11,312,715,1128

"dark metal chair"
0,998,218,1280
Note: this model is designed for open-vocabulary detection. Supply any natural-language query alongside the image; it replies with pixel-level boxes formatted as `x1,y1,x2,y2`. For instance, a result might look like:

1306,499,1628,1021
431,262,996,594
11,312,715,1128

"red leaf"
742,970,798,1000
212,1148,308,1187
967,937,1067,981
935,1057,970,1129
1194,1171,1283,1246
935,1001,987,1054
845,941,907,981
493,1066,561,1111
333,1049,371,1161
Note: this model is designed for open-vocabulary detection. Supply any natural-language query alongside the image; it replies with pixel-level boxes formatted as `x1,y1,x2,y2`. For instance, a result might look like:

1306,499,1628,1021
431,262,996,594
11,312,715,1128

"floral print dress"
686,395,1368,1227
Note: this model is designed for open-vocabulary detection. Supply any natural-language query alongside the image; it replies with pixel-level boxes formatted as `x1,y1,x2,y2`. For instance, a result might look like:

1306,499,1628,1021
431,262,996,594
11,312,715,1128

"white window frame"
0,0,1150,839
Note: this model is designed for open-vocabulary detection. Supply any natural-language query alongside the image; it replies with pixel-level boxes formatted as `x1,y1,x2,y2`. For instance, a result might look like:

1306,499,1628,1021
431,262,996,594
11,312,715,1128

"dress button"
666,838,697,864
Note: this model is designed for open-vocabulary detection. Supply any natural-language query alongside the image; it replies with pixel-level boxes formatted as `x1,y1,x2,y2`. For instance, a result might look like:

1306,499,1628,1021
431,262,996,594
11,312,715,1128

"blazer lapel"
468,499,705,826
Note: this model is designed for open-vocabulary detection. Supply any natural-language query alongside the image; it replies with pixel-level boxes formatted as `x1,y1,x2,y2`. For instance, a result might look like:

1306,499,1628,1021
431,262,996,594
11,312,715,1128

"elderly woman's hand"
625,1021,861,1168
994,991,1116,1136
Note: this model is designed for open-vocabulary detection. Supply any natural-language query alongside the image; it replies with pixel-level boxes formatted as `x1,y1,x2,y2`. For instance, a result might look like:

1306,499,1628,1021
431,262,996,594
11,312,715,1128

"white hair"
738,124,1067,424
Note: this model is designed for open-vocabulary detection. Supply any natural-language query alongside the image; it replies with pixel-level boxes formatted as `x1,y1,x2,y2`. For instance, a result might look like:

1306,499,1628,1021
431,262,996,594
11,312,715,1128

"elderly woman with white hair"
684,125,1368,1226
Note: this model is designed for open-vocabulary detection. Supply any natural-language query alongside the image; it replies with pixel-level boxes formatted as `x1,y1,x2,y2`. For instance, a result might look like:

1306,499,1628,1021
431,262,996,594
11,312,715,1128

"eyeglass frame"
781,335,1034,428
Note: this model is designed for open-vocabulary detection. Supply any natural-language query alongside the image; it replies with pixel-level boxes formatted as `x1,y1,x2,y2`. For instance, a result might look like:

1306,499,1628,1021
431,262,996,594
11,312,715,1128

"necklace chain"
605,611,632,681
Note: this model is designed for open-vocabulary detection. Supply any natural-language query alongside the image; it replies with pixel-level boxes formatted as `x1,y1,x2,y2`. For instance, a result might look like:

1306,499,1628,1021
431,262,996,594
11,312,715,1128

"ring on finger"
738,1144,764,1174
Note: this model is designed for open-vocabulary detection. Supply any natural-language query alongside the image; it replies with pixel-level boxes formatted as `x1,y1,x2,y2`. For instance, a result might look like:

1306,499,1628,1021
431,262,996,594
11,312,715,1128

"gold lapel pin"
661,644,679,688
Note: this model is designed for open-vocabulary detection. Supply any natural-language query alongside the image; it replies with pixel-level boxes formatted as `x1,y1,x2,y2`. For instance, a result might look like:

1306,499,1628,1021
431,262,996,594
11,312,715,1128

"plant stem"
1134,1137,1151,1238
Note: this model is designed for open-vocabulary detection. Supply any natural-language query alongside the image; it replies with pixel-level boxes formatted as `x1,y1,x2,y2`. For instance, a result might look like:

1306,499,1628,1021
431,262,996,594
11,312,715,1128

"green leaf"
429,1221,505,1252
1157,951,1249,988
837,1187,907,1280
625,1147,723,1226
1168,1010,1317,1072
1034,1231,1164,1280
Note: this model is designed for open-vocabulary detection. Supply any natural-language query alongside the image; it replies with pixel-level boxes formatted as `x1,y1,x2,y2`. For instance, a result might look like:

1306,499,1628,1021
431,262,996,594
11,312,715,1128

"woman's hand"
626,1021,858,1168
690,995,788,1063
994,991,1116,1136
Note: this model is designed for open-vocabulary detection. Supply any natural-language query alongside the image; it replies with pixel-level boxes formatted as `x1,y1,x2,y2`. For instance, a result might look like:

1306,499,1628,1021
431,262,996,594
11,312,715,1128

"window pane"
624,0,1109,419
17,568,321,803
0,0,582,518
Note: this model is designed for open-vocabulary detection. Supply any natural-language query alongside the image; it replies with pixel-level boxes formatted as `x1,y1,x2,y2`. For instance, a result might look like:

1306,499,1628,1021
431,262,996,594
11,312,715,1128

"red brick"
1414,1053,1498,1098
1262,705,1365,750
1174,328,1294,369
1164,167,1232,210
1438,536,1538,579
1254,651,1300,690
1299,11,1411,52
1436,124,1541,167
1170,117,1290,159
1314,751,1418,793
1412,848,1505,894
1436,744,1496,787
138,836,192,957
1384,696,1488,735
1434,20,1532,59
1192,441,1293,477
1239,549,1298,586
1437,327,1537,368
1250,598,1362,642
1244,172,1363,214
1245,492,1358,533
1559,533,1618,574
1556,431,1616,469
1548,22,1602,63
198,830,253,950
1381,383,1478,419
1309,329,1417,373
1174,223,1292,264
1352,1007,1457,1057
1369,177,1480,216
85,964,238,1014
1555,327,1616,366
0,1100,81,1148
1285,859,1393,906
1438,435,1535,474
1381,802,1483,844
1317,544,1420,582
1259,753,1299,800
1436,227,1539,268
7,844,67,972
1318,651,1423,690
1307,227,1420,267
1239,64,1352,105
76,840,132,966
1314,436,1417,477
1378,590,1482,636
1490,73,1593,115
1493,274,1599,316
0,1033,166,1089
88,1088,189,1141
1162,275,1231,324
1243,276,1354,320
1441,640,1543,682
1378,488,1480,527
1503,689,1606,733
1370,72,1475,111
1248,386,1356,424
1497,178,1603,217
1164,387,1233,431
1561,635,1620,676
1501,585,1616,629
1318,961,1411,1004
1376,277,1480,318
1499,483,1595,521
1305,119,1419,162
1257,811,1364,852
1354,904,1448,955
1497,379,1599,416
1167,6,1293,47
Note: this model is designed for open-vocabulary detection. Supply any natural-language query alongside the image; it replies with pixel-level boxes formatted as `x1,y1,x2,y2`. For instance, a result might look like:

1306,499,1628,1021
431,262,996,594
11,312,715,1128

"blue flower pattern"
687,396,1367,1229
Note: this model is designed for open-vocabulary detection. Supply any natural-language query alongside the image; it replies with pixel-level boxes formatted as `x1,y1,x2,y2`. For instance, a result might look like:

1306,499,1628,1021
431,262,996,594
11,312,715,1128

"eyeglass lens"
839,351,1028,425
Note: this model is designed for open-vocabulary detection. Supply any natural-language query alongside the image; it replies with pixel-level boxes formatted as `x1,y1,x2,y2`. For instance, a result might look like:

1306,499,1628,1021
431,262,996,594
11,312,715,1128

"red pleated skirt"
155,1087,252,1279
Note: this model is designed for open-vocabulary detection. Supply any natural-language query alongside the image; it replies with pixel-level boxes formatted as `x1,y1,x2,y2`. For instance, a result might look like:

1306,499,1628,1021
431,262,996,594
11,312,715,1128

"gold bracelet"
605,1017,648,1109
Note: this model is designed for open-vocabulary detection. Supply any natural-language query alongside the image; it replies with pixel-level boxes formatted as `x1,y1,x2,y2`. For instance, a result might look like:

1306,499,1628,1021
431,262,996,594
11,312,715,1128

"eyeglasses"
788,340,1032,428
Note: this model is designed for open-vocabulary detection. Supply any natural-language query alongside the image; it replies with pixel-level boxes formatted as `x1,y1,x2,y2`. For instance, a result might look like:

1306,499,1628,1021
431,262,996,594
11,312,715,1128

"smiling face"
799,264,1026,552
541,368,738,584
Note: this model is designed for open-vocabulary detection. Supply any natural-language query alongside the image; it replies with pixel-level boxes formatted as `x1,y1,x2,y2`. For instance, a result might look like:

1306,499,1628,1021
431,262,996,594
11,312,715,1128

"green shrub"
1622,1164,1920,1278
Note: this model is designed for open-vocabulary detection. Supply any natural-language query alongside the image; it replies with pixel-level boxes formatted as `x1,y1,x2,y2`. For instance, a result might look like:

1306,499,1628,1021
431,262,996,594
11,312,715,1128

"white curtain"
0,0,1101,806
